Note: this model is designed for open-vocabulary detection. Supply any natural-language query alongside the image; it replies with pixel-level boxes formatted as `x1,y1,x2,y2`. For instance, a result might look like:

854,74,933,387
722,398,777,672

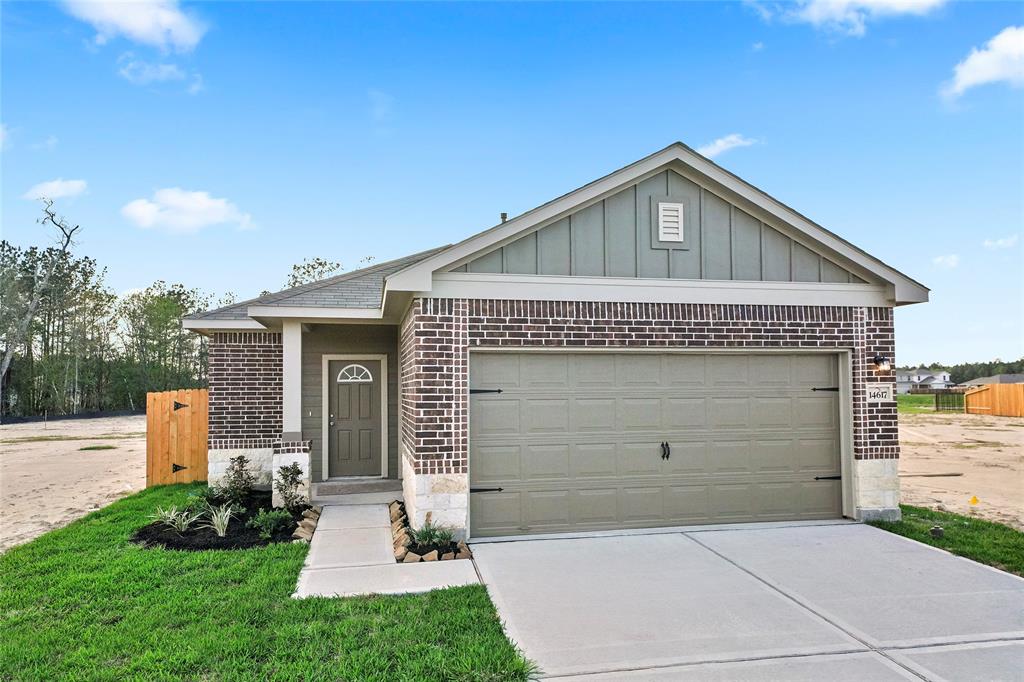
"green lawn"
896,393,934,414
0,484,535,681
869,505,1024,577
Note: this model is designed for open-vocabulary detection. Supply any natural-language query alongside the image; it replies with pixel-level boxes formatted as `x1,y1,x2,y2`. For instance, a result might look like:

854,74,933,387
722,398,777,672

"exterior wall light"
872,355,891,372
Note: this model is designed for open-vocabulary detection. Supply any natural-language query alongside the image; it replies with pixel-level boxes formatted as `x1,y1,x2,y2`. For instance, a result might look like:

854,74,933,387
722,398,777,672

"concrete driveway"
471,522,1024,680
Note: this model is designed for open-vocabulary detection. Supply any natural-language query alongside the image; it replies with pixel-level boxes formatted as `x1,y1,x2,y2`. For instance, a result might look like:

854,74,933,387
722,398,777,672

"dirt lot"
0,415,146,552
900,412,1024,530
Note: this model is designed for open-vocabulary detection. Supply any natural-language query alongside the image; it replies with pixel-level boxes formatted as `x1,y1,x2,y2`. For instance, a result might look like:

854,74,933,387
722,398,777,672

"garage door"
469,352,842,538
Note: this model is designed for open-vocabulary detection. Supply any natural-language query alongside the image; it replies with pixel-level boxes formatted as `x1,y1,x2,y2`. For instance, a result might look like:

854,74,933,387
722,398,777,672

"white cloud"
187,73,204,95
61,0,206,52
369,89,395,123
122,188,252,234
22,178,88,200
931,254,960,269
31,135,59,151
941,26,1024,99
118,52,186,84
750,0,946,37
697,134,758,159
982,234,1020,249
752,41,765,51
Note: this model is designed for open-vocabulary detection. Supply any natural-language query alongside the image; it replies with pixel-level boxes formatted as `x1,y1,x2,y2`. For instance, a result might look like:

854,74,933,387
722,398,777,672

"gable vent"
657,202,685,242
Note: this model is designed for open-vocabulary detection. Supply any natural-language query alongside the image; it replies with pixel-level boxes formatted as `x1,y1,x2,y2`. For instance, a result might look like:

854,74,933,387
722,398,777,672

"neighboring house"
896,367,954,394
184,142,929,538
961,373,1024,387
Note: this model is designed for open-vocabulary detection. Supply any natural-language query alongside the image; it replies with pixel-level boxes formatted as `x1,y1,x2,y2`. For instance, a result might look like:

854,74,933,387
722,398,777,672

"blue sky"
2,0,1022,365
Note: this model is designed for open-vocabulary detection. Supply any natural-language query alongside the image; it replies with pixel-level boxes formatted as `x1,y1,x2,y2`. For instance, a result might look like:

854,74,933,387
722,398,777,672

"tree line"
1,201,366,419
901,360,1024,385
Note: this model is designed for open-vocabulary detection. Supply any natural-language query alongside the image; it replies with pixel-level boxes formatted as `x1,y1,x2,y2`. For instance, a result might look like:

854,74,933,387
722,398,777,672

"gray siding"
458,170,861,284
301,325,398,482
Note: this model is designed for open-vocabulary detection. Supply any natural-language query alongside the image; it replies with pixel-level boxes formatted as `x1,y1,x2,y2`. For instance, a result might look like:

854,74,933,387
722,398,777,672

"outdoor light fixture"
872,355,891,372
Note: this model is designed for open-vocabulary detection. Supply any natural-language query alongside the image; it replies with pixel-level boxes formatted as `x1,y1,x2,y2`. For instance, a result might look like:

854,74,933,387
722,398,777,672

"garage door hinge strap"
469,389,503,395
470,487,505,493
811,387,840,392
814,475,841,480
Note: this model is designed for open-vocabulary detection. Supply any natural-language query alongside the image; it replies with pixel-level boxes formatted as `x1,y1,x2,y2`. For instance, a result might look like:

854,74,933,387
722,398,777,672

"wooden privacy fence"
147,389,209,486
964,384,1024,418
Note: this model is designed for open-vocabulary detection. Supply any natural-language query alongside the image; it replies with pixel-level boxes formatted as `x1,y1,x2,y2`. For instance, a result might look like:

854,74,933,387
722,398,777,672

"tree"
285,257,342,288
0,199,80,411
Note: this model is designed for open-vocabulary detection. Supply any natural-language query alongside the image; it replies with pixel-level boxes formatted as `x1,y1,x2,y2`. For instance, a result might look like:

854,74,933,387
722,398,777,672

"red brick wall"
399,299,898,475
208,332,282,449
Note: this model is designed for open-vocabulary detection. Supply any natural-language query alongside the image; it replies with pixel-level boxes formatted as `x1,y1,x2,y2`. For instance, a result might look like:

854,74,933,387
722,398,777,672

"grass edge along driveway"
869,504,1024,577
0,484,536,681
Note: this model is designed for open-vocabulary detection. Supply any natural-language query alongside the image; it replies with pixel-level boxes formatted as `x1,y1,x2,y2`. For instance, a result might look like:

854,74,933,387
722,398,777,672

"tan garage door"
469,352,843,538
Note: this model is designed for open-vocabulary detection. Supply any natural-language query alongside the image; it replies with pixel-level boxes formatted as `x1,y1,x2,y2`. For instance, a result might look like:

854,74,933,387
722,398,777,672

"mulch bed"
132,490,308,551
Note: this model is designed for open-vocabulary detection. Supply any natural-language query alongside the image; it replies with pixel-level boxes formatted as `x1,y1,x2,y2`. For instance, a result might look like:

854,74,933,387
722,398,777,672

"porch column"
276,319,311,506
281,320,303,439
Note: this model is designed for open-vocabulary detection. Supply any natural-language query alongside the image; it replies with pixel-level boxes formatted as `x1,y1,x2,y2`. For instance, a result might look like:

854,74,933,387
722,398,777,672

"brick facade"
208,332,283,449
399,299,898,476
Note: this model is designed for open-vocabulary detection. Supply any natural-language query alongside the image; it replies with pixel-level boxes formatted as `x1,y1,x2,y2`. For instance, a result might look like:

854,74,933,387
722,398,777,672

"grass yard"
870,505,1024,577
0,484,535,681
896,393,935,414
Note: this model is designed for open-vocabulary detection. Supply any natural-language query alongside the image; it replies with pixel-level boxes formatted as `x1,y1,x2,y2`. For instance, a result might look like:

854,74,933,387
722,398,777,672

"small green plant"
184,486,223,513
222,455,256,506
273,462,306,511
201,504,236,538
150,506,203,533
435,527,455,546
410,520,455,547
246,508,293,540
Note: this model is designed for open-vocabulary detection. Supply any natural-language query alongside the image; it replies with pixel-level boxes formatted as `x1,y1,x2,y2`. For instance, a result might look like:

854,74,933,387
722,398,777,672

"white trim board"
320,354,389,480
426,272,892,307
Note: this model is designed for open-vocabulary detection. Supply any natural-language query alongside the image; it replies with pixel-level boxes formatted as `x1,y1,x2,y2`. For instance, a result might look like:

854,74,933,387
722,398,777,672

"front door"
328,359,383,477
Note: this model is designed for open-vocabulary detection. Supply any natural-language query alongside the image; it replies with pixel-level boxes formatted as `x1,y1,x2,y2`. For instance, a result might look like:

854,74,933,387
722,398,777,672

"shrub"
183,486,224,513
201,504,236,538
222,456,256,506
274,463,306,511
150,506,204,533
246,509,293,540
410,520,455,547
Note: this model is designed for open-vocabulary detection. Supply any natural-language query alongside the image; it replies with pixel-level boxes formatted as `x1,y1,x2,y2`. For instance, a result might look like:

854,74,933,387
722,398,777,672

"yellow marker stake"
969,496,979,506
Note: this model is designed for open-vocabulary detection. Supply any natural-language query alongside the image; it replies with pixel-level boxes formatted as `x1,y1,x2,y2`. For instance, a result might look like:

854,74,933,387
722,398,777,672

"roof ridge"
185,245,449,320
261,245,449,306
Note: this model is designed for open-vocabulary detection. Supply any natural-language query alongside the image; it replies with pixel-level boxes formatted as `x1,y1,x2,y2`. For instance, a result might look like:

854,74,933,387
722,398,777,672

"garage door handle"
470,487,505,493
814,475,841,480
660,442,667,459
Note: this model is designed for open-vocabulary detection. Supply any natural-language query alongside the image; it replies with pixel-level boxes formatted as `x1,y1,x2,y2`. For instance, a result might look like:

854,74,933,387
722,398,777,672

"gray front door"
470,352,842,537
328,359,382,477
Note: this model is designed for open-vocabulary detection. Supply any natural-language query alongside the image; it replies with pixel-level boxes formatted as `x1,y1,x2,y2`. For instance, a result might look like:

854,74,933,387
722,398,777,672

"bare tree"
0,199,80,411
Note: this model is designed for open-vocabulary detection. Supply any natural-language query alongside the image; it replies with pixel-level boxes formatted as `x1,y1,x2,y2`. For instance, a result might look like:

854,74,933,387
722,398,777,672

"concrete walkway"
293,504,478,598
472,522,1024,680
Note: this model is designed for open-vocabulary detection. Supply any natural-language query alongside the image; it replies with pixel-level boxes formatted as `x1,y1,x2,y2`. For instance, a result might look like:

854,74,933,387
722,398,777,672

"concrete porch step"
312,491,404,506
311,479,403,506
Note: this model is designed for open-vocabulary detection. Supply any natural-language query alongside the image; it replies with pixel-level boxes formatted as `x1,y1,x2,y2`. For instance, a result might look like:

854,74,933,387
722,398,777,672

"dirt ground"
900,412,1024,530
0,415,146,552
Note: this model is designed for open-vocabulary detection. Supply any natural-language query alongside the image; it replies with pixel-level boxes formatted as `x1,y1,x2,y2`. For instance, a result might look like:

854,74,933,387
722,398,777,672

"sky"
1,0,1022,366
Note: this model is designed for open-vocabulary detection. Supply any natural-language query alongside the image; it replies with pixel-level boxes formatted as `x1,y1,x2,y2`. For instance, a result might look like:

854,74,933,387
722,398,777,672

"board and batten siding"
301,325,398,482
453,170,865,284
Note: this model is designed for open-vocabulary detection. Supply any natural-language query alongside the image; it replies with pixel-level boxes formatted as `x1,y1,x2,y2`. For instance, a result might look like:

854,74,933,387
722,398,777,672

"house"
961,373,1024,387
896,366,954,394
184,143,929,538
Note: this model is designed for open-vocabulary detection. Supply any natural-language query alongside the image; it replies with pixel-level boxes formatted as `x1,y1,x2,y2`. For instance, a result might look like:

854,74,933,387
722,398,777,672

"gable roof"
184,246,447,325
386,142,928,304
